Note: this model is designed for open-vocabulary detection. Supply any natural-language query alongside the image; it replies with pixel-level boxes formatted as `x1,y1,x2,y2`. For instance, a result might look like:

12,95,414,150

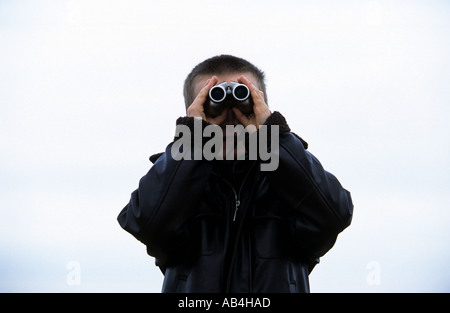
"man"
117,55,353,293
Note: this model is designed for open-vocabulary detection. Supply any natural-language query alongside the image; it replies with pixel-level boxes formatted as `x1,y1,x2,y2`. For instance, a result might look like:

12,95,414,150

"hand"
186,76,228,125
232,75,271,129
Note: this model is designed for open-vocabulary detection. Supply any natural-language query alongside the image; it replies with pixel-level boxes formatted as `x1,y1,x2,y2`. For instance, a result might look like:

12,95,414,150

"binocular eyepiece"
204,81,254,117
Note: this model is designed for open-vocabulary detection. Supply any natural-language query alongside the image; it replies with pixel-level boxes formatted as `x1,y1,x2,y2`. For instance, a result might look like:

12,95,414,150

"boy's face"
192,72,260,159
192,72,259,129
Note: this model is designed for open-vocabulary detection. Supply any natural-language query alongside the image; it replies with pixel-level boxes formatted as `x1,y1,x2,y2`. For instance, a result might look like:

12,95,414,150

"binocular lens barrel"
209,85,227,102
233,85,250,101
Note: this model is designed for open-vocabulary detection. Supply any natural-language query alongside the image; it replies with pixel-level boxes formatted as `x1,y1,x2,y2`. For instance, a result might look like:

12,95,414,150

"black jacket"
117,112,353,293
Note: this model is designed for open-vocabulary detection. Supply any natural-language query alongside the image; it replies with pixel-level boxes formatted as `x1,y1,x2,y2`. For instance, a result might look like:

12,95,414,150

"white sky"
1,0,449,292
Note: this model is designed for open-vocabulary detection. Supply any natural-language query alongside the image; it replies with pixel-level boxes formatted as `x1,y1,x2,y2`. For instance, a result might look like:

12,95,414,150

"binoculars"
204,81,254,117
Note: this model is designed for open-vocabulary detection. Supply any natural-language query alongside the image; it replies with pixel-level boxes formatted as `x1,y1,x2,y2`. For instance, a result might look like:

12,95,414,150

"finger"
195,76,218,105
238,75,258,93
237,74,251,86
206,108,227,125
238,75,268,110
232,107,247,124
187,76,218,118
238,75,266,106
238,75,271,127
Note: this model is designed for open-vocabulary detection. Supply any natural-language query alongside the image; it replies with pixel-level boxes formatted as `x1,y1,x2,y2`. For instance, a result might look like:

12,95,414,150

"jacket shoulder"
149,152,164,164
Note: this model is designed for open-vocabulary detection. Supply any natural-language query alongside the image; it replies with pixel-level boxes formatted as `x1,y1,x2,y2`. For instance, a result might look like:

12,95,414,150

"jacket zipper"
214,162,255,222
220,178,240,222
211,161,257,292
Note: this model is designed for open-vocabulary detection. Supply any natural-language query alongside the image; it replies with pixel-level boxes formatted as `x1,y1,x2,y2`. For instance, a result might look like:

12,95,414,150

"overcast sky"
1,0,449,292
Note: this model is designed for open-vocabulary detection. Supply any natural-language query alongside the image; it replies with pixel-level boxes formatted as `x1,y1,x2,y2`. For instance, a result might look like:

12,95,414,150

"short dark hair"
183,55,267,109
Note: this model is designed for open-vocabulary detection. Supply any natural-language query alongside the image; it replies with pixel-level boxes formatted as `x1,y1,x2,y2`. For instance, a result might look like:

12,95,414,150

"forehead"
193,72,258,96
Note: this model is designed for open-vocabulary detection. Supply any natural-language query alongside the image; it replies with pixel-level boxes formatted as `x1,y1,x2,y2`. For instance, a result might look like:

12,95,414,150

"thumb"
232,107,247,125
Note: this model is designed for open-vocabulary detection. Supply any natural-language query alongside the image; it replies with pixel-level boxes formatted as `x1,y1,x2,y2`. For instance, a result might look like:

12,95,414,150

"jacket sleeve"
262,112,353,260
117,118,213,261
